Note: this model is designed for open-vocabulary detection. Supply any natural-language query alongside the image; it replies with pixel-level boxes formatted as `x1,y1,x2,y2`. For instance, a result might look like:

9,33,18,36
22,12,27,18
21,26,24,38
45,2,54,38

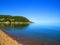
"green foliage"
0,15,30,22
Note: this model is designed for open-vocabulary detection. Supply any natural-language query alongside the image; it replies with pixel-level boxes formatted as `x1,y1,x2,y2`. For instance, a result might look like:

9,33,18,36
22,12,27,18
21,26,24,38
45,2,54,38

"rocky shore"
0,22,31,24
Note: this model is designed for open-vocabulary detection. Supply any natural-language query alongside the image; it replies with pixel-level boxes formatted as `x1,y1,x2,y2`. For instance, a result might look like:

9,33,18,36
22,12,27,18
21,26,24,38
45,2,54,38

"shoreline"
0,22,31,24
0,30,23,45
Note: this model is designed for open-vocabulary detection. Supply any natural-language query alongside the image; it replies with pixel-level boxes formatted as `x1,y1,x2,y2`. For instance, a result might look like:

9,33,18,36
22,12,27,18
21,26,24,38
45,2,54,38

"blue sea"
1,23,60,45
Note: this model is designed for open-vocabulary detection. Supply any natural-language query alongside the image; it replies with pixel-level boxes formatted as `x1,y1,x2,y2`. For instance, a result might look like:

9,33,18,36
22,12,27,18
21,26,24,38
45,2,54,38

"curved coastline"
0,30,23,45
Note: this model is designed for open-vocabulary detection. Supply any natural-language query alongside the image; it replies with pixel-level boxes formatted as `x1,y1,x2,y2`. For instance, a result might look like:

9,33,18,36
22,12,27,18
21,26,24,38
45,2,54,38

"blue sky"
0,0,60,24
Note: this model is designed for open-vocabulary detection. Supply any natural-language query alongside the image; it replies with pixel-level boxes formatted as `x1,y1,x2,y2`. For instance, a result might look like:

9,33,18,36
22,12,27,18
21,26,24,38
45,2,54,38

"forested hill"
0,15,30,22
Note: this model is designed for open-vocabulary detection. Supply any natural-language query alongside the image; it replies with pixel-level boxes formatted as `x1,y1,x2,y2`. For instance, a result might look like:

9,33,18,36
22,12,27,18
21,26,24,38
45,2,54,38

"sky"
0,0,60,25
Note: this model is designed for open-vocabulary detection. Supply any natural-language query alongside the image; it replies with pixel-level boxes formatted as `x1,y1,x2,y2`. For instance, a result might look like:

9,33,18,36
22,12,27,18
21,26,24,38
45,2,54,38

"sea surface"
0,23,60,45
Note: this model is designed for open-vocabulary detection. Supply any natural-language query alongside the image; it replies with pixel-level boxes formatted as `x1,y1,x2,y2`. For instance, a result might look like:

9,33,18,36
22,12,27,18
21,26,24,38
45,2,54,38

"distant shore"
0,22,31,24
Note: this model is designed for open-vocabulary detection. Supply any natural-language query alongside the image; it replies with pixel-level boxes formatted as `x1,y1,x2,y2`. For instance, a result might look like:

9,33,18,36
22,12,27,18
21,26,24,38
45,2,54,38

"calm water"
0,23,60,45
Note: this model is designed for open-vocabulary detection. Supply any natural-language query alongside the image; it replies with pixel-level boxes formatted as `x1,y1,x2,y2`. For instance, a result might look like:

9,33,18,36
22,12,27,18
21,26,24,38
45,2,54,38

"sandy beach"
0,30,23,45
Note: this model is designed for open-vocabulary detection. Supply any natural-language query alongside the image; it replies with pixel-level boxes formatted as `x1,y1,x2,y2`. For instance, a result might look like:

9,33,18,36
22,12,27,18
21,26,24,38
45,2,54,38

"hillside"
0,15,30,22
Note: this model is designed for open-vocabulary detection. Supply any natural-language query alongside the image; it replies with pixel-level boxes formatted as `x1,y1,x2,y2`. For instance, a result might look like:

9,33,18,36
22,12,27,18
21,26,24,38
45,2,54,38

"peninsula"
0,15,31,24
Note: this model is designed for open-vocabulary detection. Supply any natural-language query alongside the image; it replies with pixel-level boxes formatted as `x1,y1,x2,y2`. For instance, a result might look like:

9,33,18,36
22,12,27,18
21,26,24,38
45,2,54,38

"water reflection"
0,23,60,45
0,24,29,29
